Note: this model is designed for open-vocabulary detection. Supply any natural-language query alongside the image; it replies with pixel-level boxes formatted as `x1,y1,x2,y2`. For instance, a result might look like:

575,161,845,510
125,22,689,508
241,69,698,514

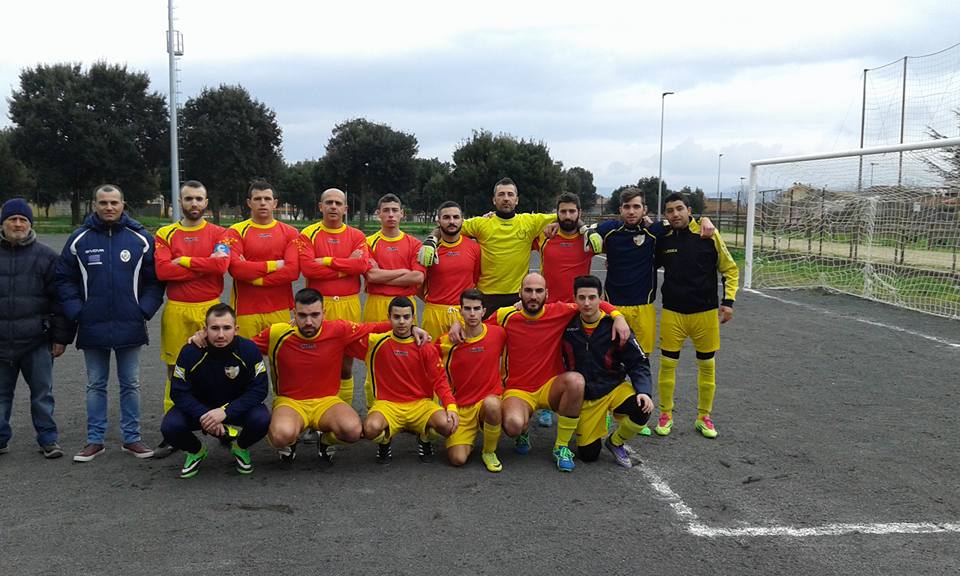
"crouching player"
355,297,459,465
161,303,270,478
438,289,506,472
563,276,653,468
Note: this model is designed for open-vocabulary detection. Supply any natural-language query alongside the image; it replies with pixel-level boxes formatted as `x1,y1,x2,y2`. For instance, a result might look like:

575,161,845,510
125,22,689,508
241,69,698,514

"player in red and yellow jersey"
251,288,391,464
154,180,230,457
355,297,459,465
437,288,506,472
535,192,595,304
421,201,481,340
297,188,371,404
451,273,630,472
363,194,425,323
222,180,300,339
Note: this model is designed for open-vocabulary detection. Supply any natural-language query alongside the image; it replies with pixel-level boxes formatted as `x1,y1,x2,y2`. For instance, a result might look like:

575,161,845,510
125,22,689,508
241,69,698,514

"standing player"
438,289,505,472
562,276,653,468
655,192,739,439
420,201,480,340
252,289,394,463
451,273,630,472
298,188,371,404
161,304,270,478
535,192,595,304
154,181,229,437
363,194,425,323
357,297,459,465
222,180,300,339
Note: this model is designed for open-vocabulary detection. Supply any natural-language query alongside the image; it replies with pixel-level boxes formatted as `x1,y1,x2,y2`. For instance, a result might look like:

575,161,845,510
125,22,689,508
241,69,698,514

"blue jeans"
0,345,58,448
83,347,143,445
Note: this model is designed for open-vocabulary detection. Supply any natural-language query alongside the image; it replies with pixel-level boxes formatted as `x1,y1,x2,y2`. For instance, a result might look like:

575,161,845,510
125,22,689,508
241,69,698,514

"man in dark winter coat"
56,184,165,462
0,198,76,458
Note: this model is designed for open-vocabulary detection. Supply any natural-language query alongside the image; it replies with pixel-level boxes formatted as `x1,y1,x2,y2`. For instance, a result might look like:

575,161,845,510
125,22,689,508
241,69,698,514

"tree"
323,118,418,225
448,130,564,215
8,62,168,224
179,85,283,222
606,176,670,214
408,158,451,217
0,129,36,203
563,167,598,212
277,160,318,220
925,115,960,188
677,186,707,214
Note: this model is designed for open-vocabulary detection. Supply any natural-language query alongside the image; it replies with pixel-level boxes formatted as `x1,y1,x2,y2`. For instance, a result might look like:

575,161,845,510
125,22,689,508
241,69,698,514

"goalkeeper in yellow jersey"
654,192,739,439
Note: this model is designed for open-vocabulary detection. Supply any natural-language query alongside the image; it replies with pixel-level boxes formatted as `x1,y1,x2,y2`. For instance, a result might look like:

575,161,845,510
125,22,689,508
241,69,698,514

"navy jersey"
597,219,663,306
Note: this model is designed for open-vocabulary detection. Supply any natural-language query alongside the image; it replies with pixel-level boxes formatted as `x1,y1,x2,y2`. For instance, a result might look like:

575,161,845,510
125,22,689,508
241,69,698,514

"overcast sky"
2,1,959,197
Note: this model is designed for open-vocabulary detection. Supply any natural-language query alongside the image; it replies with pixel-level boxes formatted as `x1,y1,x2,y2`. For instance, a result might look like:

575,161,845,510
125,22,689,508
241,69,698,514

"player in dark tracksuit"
160,304,270,477
562,275,653,468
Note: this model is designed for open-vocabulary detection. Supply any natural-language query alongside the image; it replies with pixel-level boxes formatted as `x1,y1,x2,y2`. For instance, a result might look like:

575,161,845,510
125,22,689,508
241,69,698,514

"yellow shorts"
237,309,291,340
324,293,362,323
445,398,489,448
502,376,558,412
577,382,636,447
363,294,419,324
160,298,221,364
617,303,657,354
422,302,462,341
659,308,720,354
368,398,442,439
273,395,346,429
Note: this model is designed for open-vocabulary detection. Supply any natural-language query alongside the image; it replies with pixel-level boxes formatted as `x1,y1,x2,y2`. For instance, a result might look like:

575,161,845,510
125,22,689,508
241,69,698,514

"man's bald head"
520,273,548,314
319,187,348,226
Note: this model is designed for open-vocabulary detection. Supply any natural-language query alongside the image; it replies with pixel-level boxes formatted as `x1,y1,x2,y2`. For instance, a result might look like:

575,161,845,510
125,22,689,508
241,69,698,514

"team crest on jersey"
633,235,645,247
224,365,240,379
120,249,131,262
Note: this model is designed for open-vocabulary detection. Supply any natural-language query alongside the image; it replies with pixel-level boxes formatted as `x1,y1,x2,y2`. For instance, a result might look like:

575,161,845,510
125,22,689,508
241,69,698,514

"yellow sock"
364,376,375,409
612,417,647,446
696,357,716,417
163,377,174,414
482,423,501,454
337,378,354,405
371,429,390,444
554,415,579,449
320,431,343,446
658,355,679,414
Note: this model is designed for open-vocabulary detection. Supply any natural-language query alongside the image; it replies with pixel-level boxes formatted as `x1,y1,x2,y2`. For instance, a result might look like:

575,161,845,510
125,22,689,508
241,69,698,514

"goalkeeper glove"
580,225,603,254
417,235,439,267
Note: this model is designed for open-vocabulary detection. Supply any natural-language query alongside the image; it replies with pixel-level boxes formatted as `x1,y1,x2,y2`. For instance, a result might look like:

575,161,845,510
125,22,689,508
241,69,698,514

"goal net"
746,138,960,319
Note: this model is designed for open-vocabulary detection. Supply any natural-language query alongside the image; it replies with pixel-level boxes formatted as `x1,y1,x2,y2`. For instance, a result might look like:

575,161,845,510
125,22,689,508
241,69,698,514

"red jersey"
223,219,300,315
535,231,593,303
365,231,426,298
297,222,370,297
423,236,481,305
349,332,456,407
488,300,617,392
437,324,506,406
154,220,228,303
253,320,389,400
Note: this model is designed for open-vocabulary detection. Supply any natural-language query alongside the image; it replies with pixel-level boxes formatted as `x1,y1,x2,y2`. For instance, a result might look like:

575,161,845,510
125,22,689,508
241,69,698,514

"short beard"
558,219,578,232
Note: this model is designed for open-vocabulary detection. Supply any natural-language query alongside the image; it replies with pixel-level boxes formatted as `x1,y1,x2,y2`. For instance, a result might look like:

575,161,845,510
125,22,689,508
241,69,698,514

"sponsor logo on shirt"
326,238,340,245
87,254,102,265
183,236,199,243
299,343,316,350
393,350,409,357
257,233,273,239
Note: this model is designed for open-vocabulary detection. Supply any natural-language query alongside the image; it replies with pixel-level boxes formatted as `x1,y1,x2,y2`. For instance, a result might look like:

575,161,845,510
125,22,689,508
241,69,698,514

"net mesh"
750,144,960,319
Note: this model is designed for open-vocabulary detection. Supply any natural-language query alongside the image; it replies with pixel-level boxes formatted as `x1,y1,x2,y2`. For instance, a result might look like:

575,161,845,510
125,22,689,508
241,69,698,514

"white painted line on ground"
639,464,960,538
744,288,960,349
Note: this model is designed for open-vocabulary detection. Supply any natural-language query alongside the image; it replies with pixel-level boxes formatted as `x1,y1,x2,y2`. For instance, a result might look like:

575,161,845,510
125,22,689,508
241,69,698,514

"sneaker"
639,425,652,437
604,435,633,468
654,412,673,436
481,451,502,473
153,441,178,459
695,415,718,439
73,443,105,462
376,442,392,465
317,440,334,463
514,431,531,455
180,445,208,478
231,442,253,474
553,445,576,472
278,443,297,463
41,443,64,459
121,441,155,459
537,409,554,427
0,445,8,455
416,437,434,463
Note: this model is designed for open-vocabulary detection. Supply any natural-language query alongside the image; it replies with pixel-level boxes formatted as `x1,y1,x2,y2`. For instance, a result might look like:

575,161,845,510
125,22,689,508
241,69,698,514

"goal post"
746,137,960,319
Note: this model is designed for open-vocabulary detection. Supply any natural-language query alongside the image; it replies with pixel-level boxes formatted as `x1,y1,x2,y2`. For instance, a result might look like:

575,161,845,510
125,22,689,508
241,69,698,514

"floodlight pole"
657,91,674,219
167,0,182,222
716,153,724,219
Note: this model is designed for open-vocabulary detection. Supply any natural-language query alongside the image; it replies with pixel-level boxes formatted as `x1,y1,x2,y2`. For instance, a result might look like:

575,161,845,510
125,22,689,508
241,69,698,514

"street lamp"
869,162,878,188
657,91,674,219
716,153,724,220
